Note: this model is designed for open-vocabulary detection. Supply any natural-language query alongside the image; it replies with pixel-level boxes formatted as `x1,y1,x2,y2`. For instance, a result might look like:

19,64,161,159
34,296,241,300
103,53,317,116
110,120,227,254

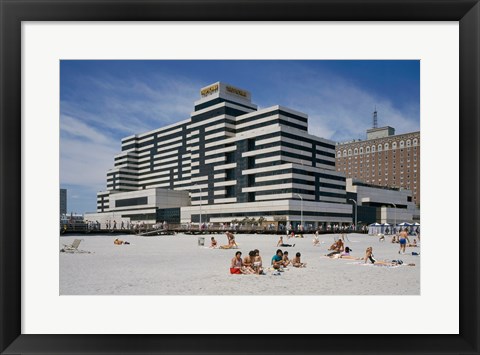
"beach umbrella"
412,222,420,226
398,222,411,226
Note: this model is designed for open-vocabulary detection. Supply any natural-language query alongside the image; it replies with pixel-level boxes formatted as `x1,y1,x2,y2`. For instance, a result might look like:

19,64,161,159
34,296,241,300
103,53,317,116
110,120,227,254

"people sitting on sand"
220,232,238,249
210,237,218,248
230,251,254,274
391,235,397,243
230,251,244,274
243,251,256,274
291,252,307,268
408,239,418,247
313,233,320,246
253,249,264,274
277,236,294,247
282,251,291,267
364,246,376,264
271,249,285,269
328,238,344,253
379,234,385,242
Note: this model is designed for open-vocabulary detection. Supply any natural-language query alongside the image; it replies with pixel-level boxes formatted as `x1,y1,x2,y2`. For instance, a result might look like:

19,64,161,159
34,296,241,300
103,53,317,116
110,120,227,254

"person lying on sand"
210,237,217,248
363,247,415,266
327,247,360,259
291,252,307,268
114,238,124,245
277,236,294,247
369,259,416,267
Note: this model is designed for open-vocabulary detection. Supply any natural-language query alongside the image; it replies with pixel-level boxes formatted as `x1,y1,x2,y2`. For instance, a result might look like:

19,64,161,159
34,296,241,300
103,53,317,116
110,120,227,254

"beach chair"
61,239,90,253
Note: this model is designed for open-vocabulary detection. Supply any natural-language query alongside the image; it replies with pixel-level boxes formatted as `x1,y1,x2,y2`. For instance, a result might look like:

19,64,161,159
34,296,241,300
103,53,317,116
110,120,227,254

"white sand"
60,233,420,295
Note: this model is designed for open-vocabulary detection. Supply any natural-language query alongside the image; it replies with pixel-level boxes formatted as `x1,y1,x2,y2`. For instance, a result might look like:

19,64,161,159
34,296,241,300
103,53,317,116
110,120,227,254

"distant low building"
346,178,420,226
86,188,191,225
60,188,67,215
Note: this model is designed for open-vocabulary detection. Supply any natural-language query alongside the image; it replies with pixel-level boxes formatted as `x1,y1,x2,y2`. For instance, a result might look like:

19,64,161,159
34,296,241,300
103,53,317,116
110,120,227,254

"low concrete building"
85,188,190,225
346,178,420,226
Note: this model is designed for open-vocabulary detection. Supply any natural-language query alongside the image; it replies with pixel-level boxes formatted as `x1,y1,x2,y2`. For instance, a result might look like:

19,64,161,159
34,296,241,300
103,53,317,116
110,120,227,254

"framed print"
1,0,479,354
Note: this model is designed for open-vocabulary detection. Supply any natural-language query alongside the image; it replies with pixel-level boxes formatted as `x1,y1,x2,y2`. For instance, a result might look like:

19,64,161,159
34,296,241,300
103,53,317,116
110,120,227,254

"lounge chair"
60,239,90,253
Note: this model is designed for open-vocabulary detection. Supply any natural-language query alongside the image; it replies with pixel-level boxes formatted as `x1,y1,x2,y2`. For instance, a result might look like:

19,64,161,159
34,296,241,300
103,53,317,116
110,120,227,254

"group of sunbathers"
209,232,239,249
271,249,306,269
325,245,415,266
230,249,264,275
230,248,307,275
364,246,415,266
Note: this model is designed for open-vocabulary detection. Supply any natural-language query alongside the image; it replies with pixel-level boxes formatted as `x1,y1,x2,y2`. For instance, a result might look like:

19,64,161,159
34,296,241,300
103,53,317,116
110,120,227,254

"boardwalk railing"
60,222,368,235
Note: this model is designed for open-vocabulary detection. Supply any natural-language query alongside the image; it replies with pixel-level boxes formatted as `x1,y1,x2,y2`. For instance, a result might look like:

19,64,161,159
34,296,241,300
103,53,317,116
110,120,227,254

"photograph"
60,60,421,295
2,0,479,352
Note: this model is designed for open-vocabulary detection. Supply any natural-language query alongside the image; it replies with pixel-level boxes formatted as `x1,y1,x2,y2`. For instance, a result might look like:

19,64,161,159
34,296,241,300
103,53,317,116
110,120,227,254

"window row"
337,138,419,157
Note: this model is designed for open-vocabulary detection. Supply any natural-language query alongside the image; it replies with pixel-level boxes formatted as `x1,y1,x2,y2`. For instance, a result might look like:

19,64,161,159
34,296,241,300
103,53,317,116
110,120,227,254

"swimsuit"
399,238,406,245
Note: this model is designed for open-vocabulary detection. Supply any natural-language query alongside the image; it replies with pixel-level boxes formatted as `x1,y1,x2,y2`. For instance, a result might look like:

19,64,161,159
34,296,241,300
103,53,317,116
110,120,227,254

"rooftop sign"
200,83,219,97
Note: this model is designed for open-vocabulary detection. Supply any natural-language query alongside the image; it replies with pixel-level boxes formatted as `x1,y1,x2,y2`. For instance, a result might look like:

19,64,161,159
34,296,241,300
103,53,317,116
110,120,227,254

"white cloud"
60,74,202,194
256,65,419,143
60,116,119,187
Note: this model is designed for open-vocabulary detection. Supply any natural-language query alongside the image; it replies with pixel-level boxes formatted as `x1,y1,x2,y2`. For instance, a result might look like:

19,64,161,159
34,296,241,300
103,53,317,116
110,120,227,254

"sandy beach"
60,233,420,295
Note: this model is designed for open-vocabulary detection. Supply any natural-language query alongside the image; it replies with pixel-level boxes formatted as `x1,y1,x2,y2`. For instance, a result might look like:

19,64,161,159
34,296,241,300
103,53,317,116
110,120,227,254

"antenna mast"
373,106,378,128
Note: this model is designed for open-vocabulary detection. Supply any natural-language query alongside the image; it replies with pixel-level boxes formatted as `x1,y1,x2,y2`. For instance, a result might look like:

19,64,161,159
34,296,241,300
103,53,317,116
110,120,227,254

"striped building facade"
96,82,352,227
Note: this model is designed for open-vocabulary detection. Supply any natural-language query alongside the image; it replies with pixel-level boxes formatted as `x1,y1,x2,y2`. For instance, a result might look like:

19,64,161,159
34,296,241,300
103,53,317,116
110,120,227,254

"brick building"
335,126,420,207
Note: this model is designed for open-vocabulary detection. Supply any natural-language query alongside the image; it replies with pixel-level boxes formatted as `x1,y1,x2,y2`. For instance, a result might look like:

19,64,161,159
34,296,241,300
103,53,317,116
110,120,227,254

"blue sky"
60,60,420,214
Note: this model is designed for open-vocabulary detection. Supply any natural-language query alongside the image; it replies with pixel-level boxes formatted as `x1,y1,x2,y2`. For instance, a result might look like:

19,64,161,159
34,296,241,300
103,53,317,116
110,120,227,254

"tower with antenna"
373,106,378,129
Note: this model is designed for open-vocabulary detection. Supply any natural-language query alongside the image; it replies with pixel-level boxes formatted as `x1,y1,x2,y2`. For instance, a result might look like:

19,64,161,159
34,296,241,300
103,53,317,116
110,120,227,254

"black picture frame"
1,0,479,354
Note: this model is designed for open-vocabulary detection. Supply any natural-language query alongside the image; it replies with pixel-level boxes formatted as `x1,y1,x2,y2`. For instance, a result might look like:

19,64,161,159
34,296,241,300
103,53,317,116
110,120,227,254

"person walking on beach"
398,229,410,254
313,232,320,246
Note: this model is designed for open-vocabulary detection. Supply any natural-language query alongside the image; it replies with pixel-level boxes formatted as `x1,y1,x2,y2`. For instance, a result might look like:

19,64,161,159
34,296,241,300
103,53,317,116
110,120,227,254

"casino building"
90,82,352,228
